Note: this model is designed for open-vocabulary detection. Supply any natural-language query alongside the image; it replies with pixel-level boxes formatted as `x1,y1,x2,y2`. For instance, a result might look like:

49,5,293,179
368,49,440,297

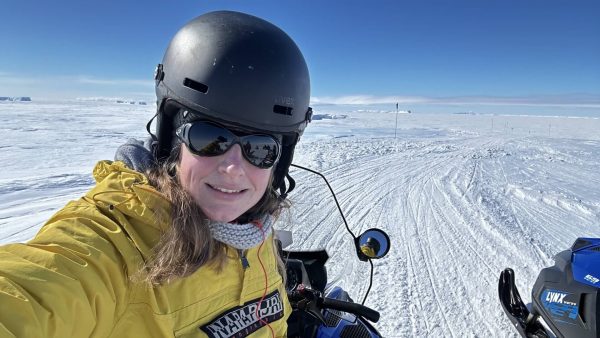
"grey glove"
114,138,156,173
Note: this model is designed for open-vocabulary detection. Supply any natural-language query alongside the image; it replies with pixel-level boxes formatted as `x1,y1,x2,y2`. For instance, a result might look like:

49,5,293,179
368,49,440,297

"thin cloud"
0,73,154,98
311,95,428,105
0,74,43,85
76,76,153,87
0,73,153,87
311,94,600,109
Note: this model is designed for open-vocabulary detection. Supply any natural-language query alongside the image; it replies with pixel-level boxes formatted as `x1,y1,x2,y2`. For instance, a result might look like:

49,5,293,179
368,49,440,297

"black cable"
291,163,377,304
290,164,357,239
362,259,374,305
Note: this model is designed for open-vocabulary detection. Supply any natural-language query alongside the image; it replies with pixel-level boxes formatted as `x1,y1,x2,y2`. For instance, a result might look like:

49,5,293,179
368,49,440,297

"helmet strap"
278,173,296,200
155,99,182,162
146,112,158,142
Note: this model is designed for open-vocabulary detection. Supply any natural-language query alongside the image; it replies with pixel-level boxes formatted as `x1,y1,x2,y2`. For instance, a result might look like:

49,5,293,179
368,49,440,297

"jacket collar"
88,160,171,230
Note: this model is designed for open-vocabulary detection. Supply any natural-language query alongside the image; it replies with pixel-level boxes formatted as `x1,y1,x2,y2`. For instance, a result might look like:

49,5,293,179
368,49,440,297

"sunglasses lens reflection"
189,123,234,156
185,122,280,169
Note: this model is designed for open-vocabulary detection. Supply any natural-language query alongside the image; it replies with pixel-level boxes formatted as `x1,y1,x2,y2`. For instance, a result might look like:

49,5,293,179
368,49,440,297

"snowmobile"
282,164,391,338
499,237,600,338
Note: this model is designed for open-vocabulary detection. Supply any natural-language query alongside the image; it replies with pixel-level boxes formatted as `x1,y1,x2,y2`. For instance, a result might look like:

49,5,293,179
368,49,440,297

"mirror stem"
361,259,374,305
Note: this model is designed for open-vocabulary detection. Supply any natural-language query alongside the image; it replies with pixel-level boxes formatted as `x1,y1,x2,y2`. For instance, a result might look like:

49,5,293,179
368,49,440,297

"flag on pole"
394,103,399,138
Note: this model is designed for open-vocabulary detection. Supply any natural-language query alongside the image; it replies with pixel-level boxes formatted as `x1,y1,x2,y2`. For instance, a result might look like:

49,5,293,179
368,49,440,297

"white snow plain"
1,100,600,337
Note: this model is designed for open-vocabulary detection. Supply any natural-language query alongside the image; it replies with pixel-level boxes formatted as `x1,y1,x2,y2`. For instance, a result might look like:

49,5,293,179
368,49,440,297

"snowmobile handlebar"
288,285,381,324
320,297,380,323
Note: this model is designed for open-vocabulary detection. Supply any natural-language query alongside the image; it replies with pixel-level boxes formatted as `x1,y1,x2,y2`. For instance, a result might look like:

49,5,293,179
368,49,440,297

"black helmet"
365,237,381,254
153,10,312,197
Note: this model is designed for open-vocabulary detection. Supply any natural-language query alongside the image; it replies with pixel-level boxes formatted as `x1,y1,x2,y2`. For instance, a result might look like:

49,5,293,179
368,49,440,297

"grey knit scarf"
209,215,274,250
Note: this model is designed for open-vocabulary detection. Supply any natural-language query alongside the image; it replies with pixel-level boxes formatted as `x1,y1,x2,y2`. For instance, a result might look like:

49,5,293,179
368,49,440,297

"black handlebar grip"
321,297,380,323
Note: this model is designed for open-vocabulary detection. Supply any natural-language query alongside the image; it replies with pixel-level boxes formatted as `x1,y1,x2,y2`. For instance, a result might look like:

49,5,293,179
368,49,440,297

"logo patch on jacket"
200,290,284,338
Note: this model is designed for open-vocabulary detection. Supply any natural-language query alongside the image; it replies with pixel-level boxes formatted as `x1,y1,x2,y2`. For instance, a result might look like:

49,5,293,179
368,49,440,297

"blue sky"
1,0,599,113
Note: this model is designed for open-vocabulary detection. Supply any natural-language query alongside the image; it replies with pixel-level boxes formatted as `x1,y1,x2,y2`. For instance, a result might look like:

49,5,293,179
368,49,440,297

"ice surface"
1,100,600,336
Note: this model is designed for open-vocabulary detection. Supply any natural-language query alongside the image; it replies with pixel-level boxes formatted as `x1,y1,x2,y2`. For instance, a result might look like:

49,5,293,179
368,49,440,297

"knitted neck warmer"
209,215,273,250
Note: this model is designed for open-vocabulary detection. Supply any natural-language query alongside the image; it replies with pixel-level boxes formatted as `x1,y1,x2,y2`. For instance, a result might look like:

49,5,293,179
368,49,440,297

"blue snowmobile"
499,237,600,337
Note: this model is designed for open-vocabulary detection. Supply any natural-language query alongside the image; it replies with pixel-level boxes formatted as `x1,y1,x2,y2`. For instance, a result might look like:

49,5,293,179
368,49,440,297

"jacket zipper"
237,249,250,304
238,249,249,269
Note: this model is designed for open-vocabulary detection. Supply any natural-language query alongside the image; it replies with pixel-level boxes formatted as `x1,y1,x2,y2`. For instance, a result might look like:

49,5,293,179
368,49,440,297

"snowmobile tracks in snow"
284,135,600,337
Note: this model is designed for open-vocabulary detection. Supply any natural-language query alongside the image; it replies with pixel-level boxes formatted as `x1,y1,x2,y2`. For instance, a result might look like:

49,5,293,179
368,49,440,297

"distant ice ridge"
0,96,32,102
116,100,147,105
311,113,348,120
75,97,148,105
358,109,411,114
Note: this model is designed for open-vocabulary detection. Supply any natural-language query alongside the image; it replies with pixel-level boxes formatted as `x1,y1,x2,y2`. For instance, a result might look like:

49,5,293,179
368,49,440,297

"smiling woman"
177,137,274,222
0,10,312,338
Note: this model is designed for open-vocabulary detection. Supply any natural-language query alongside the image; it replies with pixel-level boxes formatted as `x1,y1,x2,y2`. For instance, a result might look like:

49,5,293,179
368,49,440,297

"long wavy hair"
140,144,288,285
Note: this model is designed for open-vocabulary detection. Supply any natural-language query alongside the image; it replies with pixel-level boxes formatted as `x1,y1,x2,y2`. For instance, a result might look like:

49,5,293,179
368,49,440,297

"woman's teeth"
214,187,242,193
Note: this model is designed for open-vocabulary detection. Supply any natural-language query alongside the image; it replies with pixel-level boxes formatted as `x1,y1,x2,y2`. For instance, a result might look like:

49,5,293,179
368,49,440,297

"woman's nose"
217,144,245,176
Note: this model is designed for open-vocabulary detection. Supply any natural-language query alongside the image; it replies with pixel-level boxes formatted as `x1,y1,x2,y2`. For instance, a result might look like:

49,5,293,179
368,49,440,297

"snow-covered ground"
1,100,600,337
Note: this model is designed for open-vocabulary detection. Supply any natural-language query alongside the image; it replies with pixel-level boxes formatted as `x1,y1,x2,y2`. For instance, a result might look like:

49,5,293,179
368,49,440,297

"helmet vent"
183,78,209,94
273,105,293,116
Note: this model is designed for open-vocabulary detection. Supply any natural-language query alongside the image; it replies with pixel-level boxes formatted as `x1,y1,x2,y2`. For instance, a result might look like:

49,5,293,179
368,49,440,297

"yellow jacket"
0,161,291,337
